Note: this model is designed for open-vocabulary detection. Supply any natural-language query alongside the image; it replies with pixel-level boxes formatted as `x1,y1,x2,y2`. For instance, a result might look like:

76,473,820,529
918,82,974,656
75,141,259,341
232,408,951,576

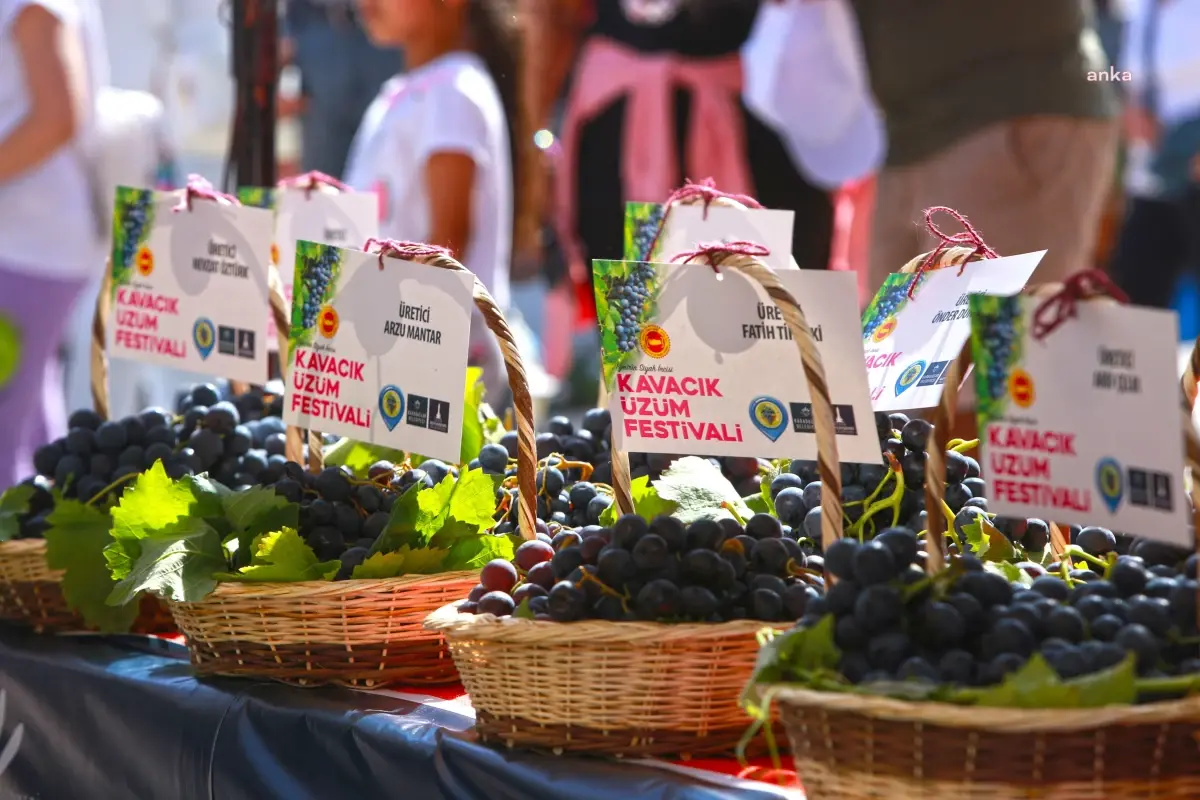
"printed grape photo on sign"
284,243,474,462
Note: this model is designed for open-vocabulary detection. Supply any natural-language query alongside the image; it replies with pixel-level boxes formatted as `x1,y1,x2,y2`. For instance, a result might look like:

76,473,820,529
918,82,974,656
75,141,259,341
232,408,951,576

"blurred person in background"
526,0,836,278
854,0,1120,289
60,0,219,419
346,0,532,406
1109,0,1200,308
0,0,107,487
284,0,402,179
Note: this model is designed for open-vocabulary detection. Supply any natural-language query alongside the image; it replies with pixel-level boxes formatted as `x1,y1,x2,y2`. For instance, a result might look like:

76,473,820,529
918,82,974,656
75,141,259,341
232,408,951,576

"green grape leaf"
371,485,422,554
962,515,1017,563
350,546,448,579
653,457,751,524
459,367,486,466
44,500,138,633
0,483,34,542
448,468,500,533
441,532,515,571
107,519,226,604
415,474,458,539
742,615,839,719
323,438,408,478
744,493,770,515
983,559,1033,588
111,462,223,541
598,474,678,526
758,473,776,516
964,653,1137,709
222,484,299,555
513,597,535,620
216,528,340,583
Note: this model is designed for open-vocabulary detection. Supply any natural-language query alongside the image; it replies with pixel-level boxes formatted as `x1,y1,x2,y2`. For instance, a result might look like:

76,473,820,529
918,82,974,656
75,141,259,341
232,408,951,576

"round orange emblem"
872,315,897,343
1009,368,1035,408
639,324,670,359
135,246,154,277
317,305,339,338
270,242,280,266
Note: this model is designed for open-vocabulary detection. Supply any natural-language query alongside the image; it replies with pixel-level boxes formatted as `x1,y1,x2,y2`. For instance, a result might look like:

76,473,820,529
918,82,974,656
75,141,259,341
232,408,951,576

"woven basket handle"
368,242,539,542
91,261,113,421
270,261,312,467
1182,335,1200,411
610,249,844,550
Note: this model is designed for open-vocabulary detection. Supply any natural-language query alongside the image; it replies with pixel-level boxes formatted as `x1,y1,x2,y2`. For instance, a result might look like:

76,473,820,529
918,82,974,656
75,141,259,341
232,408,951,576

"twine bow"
1032,269,1130,340
363,238,452,270
671,240,771,273
279,170,351,197
642,177,763,261
906,206,999,299
173,175,239,212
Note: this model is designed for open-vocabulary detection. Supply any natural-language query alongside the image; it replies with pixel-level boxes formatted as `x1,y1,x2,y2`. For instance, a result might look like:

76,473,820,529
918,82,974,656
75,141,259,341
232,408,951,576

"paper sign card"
970,294,1188,546
238,187,379,346
108,186,273,383
860,251,1045,411
594,259,880,462
284,242,473,462
624,202,797,270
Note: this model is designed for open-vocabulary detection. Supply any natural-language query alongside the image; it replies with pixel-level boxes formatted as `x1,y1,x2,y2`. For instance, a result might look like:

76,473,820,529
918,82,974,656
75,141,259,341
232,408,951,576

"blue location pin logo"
193,318,215,360
1096,457,1124,514
749,396,788,442
379,385,405,431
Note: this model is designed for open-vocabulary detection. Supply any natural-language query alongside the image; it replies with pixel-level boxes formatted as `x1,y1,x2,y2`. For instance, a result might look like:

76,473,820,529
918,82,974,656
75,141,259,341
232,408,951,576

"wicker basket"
169,572,477,685
776,688,1200,799
427,243,846,757
166,242,541,688
0,273,176,636
0,539,175,634
772,273,1200,798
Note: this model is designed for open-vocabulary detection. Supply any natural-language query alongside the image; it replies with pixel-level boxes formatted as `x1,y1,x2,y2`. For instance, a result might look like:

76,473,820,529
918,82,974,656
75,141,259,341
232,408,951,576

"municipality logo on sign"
749,396,787,442
895,360,926,396
1096,457,1124,513
379,385,405,431
193,318,215,360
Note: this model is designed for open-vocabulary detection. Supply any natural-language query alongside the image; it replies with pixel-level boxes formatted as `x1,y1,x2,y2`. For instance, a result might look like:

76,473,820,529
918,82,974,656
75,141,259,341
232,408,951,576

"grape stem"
1062,545,1109,571
720,501,747,525
849,456,905,541
85,470,141,507
950,438,980,453
540,452,596,482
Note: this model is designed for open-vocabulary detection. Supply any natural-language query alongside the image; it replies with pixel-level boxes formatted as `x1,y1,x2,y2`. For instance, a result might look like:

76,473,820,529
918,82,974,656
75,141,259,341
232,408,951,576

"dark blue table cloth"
0,629,795,800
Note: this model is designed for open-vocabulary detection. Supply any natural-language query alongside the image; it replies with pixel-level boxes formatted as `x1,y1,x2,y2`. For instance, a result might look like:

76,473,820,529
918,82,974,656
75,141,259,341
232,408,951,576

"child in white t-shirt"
347,0,525,404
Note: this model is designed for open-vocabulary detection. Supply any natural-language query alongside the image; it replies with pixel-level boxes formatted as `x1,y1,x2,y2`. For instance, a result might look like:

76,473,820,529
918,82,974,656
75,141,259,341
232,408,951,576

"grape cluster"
861,279,913,341
115,191,153,270
262,458,459,579
629,203,666,261
972,296,1023,404
27,406,184,522
172,383,291,489
17,383,289,537
797,533,1199,691
474,411,617,532
461,513,822,623
607,263,657,353
298,248,338,330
